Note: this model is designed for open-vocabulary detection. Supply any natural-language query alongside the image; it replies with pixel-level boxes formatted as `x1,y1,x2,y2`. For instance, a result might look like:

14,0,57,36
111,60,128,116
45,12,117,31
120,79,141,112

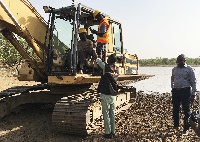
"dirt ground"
0,67,200,142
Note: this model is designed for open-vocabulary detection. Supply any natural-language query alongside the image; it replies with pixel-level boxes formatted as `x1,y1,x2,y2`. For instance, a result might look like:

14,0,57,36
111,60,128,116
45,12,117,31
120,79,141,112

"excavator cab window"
52,18,72,54
45,6,75,75
50,17,72,73
113,24,122,54
46,4,102,76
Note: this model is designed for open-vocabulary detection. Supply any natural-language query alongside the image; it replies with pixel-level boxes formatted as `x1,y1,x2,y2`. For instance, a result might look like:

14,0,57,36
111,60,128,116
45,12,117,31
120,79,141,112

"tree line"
139,57,200,66
1,33,200,67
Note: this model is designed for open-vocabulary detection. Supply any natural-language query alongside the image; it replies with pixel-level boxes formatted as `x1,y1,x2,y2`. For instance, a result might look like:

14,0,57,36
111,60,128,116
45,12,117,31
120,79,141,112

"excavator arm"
0,0,48,81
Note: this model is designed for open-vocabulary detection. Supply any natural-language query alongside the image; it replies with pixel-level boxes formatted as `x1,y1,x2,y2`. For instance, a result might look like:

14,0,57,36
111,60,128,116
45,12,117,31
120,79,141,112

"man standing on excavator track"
96,54,119,139
90,10,109,61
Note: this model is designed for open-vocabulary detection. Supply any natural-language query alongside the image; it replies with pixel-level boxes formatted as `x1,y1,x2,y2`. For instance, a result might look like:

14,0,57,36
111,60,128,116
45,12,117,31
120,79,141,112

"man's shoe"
173,126,179,130
182,130,189,136
110,132,115,137
103,134,113,139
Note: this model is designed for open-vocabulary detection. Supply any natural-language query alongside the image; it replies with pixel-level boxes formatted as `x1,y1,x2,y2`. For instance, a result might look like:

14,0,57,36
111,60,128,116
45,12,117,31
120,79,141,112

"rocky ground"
0,67,200,142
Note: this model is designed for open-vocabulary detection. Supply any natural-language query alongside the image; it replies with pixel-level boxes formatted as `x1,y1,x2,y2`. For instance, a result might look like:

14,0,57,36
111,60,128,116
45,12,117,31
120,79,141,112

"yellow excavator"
0,0,152,135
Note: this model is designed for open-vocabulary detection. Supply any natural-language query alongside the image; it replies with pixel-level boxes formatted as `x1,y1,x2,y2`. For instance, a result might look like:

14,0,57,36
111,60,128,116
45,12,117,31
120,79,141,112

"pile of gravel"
83,92,200,142
1,90,200,142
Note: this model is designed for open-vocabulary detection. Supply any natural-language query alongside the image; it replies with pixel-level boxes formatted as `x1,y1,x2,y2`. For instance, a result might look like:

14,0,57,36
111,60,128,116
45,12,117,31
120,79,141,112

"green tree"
0,33,40,66
0,33,21,66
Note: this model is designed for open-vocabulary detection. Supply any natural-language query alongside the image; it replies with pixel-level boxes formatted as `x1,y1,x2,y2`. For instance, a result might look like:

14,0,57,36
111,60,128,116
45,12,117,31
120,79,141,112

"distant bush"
0,33,39,67
0,34,21,66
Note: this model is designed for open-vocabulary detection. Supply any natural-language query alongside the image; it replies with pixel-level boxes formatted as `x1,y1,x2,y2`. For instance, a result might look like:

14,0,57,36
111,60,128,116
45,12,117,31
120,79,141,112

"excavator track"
0,84,53,118
0,78,148,135
0,84,49,97
52,84,136,135
52,87,101,135
0,83,95,119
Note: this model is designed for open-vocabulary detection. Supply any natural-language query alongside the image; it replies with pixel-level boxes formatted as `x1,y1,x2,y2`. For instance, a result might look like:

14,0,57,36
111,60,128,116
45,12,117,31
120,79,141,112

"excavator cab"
0,0,140,84
43,3,139,82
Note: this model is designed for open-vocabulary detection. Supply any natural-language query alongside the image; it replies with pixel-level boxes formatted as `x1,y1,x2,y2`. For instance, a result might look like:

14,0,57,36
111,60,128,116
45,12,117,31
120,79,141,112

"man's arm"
97,24,107,37
88,40,93,49
85,40,96,59
189,68,197,96
171,68,174,89
90,24,108,37
96,58,105,69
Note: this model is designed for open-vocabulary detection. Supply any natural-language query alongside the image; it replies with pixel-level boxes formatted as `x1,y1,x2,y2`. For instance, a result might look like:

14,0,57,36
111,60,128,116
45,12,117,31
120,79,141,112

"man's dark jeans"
172,87,191,130
97,42,106,61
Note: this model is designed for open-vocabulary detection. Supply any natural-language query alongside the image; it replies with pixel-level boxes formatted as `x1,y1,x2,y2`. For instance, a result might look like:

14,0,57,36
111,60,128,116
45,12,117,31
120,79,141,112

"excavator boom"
0,0,48,81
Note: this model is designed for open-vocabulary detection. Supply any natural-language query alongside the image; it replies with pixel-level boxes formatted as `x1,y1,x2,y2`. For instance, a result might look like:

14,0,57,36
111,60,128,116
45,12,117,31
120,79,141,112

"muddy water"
131,67,200,93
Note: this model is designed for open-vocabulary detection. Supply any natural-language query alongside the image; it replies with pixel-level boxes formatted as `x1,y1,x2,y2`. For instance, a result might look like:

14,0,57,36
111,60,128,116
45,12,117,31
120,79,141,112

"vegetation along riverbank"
139,58,200,66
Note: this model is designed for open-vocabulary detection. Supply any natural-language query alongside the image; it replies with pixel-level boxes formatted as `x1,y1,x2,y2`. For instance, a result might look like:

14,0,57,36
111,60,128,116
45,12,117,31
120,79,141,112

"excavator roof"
43,3,121,25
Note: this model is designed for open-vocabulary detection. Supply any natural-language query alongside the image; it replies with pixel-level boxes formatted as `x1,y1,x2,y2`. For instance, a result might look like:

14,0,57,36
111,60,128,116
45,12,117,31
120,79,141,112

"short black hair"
177,54,186,61
107,54,117,65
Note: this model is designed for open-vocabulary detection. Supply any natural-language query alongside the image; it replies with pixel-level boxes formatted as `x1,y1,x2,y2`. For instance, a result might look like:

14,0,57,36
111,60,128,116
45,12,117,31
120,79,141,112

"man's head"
107,54,117,65
93,10,103,21
176,54,186,67
78,28,87,41
107,54,119,75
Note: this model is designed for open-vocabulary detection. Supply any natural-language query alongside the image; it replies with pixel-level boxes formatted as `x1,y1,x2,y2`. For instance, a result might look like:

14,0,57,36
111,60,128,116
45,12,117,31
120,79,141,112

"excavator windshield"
44,5,78,75
52,18,71,54
44,4,102,76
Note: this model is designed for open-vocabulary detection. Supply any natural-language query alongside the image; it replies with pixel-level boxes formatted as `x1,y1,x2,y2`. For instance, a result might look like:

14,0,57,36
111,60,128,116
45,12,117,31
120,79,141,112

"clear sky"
29,0,200,59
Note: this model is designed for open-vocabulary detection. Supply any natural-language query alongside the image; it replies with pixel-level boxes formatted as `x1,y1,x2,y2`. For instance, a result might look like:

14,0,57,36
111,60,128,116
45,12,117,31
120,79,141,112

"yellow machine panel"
0,0,47,45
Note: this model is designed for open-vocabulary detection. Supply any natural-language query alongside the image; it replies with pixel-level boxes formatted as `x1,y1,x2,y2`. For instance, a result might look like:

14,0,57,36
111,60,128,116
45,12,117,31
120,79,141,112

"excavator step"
0,84,50,97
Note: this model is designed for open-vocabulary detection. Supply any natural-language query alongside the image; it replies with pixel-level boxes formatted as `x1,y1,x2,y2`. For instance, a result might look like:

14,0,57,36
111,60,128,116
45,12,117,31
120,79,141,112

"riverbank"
84,92,200,142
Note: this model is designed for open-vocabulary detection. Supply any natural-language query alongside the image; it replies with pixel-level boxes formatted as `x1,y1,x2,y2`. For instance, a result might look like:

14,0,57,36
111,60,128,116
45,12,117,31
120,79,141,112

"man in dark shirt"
96,54,118,139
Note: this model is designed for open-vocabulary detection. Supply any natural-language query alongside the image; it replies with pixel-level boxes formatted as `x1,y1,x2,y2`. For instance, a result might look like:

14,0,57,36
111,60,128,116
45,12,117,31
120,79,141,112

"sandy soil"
0,67,200,142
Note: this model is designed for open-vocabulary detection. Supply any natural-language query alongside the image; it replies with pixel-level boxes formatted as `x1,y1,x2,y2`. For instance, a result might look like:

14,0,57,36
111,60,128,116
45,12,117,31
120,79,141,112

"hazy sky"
29,0,200,59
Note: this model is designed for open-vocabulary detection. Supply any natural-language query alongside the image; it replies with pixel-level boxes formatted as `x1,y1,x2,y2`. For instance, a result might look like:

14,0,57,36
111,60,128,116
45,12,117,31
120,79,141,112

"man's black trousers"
172,87,191,131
